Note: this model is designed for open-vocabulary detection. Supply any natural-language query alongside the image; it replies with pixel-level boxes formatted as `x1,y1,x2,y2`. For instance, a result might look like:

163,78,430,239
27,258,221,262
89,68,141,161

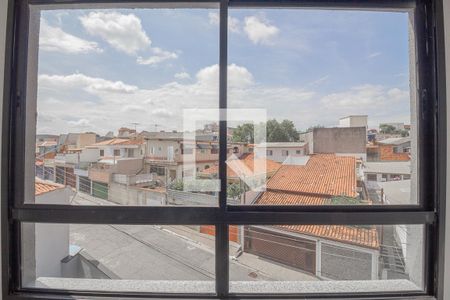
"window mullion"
216,0,229,297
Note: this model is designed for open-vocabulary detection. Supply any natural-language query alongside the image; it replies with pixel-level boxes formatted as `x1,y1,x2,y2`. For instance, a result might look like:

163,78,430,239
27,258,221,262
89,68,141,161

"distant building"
339,115,368,128
367,137,411,162
58,133,97,152
118,127,136,138
253,142,308,163
305,127,367,161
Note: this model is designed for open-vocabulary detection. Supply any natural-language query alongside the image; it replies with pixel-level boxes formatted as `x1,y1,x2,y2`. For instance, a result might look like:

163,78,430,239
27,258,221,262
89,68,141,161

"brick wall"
200,225,239,243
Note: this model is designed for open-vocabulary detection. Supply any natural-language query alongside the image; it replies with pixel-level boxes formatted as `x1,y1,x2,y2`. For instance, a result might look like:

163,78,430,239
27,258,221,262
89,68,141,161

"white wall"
34,188,72,278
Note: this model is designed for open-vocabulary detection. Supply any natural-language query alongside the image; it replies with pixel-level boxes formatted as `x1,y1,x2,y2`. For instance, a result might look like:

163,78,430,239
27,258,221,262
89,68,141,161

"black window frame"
0,0,447,299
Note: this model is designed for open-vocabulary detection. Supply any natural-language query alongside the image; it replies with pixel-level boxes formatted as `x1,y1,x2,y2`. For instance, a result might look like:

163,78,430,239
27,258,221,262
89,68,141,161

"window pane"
229,224,424,293
22,223,215,293
227,9,417,205
31,6,220,206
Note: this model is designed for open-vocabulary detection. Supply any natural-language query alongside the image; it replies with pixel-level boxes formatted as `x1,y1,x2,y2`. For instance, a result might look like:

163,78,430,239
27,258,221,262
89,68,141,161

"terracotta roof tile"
263,154,357,197
35,180,64,196
91,138,144,146
279,225,379,249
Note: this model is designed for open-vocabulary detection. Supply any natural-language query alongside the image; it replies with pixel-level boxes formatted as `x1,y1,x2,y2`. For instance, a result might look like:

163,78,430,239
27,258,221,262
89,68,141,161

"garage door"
79,176,91,194
244,226,316,275
92,181,108,200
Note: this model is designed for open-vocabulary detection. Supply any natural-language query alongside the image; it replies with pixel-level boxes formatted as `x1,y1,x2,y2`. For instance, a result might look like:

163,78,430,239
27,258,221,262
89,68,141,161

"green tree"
169,179,184,191
232,119,299,143
232,123,254,143
379,124,397,134
227,183,243,200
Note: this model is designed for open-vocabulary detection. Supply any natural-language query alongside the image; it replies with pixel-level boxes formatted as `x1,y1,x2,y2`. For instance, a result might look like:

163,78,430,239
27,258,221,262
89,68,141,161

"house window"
282,150,289,156
296,150,302,155
113,149,120,156
267,150,273,156
4,1,443,300
367,174,377,181
99,149,104,156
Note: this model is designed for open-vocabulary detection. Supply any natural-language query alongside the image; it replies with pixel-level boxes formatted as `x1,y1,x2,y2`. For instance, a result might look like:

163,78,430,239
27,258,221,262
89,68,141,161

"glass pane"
226,8,417,205
22,223,215,293
31,5,220,206
229,224,424,294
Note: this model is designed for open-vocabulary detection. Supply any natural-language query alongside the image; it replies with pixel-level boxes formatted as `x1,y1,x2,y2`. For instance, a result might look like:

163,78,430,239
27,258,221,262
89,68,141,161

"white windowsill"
30,277,422,294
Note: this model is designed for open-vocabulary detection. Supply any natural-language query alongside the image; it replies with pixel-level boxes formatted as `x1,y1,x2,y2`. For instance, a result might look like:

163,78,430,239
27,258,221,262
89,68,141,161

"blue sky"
36,8,411,135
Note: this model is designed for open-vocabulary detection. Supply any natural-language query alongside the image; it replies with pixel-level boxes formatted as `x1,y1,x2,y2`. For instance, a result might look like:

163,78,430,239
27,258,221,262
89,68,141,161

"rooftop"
378,180,411,205
363,161,411,175
35,179,64,196
89,138,144,146
259,154,357,198
255,142,307,148
377,137,410,145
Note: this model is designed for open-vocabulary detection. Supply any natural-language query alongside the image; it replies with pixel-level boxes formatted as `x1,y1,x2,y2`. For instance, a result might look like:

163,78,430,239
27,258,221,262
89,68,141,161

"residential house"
253,142,308,163
367,137,411,162
363,161,411,182
142,131,250,182
199,153,281,185
84,138,146,201
241,154,380,280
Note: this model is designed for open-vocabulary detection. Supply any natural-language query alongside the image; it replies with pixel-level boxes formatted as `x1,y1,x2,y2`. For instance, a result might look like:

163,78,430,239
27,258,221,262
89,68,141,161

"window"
367,174,377,181
100,149,104,156
267,150,273,156
113,149,120,156
2,0,444,300
296,150,302,155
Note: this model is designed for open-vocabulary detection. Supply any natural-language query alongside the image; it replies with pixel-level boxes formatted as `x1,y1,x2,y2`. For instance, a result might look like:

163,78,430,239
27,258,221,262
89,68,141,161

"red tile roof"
255,154,379,249
280,225,379,249
91,138,143,146
262,154,357,198
35,180,64,196
202,153,281,178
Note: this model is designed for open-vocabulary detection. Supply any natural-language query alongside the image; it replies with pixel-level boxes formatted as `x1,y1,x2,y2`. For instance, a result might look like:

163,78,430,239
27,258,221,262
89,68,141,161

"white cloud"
367,52,382,59
152,108,173,118
244,16,279,45
320,84,410,127
68,118,90,127
208,12,240,33
196,64,254,89
137,47,178,65
174,72,191,80
39,73,138,94
79,12,150,55
39,19,102,54
36,66,409,135
122,105,144,112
